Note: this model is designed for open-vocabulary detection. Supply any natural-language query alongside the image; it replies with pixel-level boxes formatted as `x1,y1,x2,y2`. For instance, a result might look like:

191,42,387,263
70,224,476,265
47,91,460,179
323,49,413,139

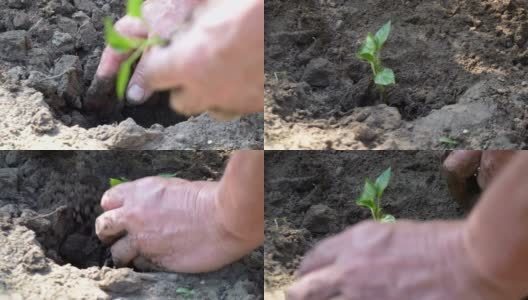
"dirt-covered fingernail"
127,84,145,104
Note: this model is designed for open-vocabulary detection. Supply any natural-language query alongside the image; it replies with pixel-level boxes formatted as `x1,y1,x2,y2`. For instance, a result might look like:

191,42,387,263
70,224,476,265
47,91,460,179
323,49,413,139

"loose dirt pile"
265,0,528,149
0,151,263,299
0,0,263,150
264,151,466,295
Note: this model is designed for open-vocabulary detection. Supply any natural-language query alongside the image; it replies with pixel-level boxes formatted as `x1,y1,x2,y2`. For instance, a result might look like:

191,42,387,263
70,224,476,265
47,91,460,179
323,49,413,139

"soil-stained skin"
84,75,120,115
264,151,465,291
264,0,528,149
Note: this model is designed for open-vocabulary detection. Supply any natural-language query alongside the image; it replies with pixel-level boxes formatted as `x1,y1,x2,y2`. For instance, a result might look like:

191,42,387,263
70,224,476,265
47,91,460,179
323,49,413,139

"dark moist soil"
265,0,528,149
0,0,187,129
264,151,468,291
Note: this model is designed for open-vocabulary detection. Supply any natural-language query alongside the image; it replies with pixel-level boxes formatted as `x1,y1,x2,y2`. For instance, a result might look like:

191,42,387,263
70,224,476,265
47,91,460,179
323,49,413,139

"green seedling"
356,167,395,223
109,177,129,187
105,0,166,100
109,173,178,188
439,137,459,146
356,21,396,99
175,287,195,299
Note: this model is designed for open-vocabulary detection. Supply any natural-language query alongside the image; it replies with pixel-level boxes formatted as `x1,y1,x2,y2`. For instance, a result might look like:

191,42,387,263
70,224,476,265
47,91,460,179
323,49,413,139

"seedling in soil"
176,287,195,299
109,177,129,188
109,173,178,188
355,167,395,223
104,0,166,100
439,137,459,147
356,21,396,100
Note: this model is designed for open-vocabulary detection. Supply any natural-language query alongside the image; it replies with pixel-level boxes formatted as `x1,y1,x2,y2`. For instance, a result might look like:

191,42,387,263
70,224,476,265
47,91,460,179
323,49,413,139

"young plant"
109,177,129,188
439,137,459,147
109,173,178,188
355,167,395,223
356,21,396,97
175,287,195,299
104,0,166,100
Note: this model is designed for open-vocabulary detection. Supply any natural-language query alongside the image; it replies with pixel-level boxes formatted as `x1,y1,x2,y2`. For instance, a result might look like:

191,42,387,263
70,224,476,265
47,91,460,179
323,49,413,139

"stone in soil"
302,204,337,234
0,30,28,61
302,58,335,88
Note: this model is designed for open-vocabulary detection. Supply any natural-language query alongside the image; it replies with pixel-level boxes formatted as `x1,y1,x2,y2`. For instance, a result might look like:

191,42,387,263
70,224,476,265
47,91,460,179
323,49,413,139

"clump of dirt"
0,0,263,150
264,151,466,292
265,0,528,150
0,151,263,299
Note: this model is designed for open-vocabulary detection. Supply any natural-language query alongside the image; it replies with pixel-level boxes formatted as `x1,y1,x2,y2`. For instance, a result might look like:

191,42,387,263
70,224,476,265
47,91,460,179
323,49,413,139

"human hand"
443,150,516,208
141,0,264,118
95,176,259,273
287,221,513,300
84,0,202,112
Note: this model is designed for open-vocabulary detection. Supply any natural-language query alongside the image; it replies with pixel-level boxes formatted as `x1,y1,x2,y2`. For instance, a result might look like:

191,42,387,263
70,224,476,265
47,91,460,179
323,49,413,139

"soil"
264,0,528,150
0,151,263,299
0,0,263,150
264,151,467,296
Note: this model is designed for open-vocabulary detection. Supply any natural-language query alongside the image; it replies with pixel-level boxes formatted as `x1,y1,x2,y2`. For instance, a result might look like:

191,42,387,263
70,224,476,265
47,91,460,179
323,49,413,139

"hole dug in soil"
0,0,188,131
19,198,110,269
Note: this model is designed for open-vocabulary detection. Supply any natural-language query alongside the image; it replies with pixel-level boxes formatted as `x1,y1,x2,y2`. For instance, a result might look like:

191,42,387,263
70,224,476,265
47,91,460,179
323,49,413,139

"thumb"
96,16,148,78
143,28,208,91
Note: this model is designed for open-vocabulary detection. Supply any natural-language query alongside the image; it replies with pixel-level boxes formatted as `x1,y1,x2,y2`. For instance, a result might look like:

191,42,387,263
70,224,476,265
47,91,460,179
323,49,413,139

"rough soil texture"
264,151,466,297
0,0,263,150
0,151,263,299
265,0,528,150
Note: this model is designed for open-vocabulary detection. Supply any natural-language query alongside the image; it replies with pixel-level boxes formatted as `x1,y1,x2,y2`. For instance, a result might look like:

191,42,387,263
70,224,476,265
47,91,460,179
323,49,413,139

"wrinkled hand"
95,177,256,273
142,0,264,118
443,151,516,207
288,221,511,300
85,0,202,112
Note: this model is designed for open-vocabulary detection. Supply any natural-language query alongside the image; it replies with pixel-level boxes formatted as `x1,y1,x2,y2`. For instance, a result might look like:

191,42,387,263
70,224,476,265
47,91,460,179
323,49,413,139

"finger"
168,89,205,116
443,150,482,178
443,151,482,207
478,150,516,189
101,181,136,211
96,16,148,78
111,235,139,267
143,32,200,91
126,48,154,105
287,268,342,300
95,208,127,244
297,235,342,277
142,0,200,39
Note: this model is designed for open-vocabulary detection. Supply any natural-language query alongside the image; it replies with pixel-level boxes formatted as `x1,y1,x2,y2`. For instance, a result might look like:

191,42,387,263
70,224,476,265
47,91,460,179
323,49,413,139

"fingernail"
127,84,145,104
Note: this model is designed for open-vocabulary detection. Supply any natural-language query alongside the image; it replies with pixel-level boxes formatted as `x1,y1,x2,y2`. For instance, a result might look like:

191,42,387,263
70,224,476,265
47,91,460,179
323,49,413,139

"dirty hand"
95,177,257,273
287,221,511,300
140,0,264,118
443,150,516,206
86,0,202,112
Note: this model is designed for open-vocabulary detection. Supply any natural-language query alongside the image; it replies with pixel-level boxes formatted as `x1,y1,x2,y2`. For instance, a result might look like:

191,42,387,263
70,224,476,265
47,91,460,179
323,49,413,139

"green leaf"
158,173,178,178
356,179,377,206
176,287,194,298
381,214,396,223
375,167,391,198
439,137,459,146
374,68,396,86
375,21,391,49
117,60,133,100
104,18,145,52
109,177,129,188
357,33,377,63
127,0,143,18
356,198,375,210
